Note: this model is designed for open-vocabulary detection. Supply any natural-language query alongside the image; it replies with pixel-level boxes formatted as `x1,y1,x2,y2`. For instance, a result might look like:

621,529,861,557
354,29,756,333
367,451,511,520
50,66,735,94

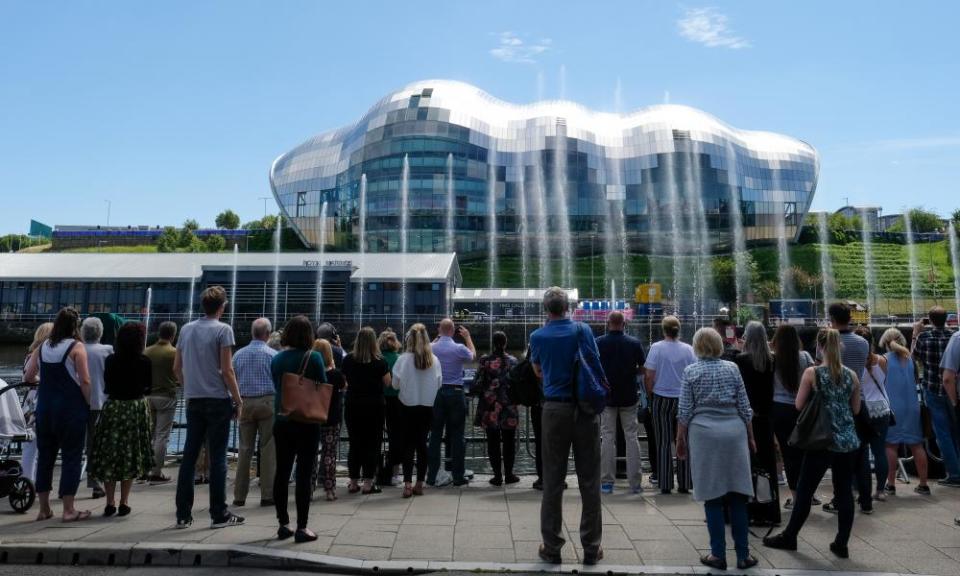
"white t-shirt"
391,352,442,407
84,342,113,410
40,339,80,386
643,339,696,398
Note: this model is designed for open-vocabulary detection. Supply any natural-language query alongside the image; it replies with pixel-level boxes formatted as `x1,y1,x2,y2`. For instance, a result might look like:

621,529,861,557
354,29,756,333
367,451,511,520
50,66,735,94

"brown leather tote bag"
279,350,333,424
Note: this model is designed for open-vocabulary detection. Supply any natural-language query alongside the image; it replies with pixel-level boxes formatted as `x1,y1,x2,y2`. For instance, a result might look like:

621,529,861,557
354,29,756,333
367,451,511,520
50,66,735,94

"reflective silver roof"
0,253,460,284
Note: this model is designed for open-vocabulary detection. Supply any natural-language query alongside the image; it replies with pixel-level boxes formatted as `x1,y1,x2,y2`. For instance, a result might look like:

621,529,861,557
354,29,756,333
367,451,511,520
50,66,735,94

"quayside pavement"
0,469,958,575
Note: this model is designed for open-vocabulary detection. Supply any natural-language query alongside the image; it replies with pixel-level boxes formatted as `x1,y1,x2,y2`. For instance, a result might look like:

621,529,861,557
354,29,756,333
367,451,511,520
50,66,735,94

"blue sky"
1,1,958,233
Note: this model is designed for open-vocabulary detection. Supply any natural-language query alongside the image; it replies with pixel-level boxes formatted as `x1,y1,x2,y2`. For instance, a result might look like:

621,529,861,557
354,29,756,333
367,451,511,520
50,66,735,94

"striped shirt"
233,340,278,397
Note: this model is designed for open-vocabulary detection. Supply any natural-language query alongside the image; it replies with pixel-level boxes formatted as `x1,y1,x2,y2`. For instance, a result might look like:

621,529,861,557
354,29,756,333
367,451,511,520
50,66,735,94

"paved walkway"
1,468,959,575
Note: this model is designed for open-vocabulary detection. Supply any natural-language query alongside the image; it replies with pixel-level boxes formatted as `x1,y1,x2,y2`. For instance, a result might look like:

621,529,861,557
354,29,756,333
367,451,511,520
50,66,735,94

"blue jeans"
926,390,960,481
427,387,466,483
704,494,749,562
176,398,233,522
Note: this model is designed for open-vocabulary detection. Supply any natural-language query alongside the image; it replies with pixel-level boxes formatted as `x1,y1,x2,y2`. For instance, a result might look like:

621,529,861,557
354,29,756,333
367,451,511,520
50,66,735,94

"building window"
296,192,307,217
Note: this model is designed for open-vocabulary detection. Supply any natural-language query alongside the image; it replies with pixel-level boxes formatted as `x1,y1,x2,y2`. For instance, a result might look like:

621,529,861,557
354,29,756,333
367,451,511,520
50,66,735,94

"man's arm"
532,362,542,379
173,348,184,386
943,369,958,406
220,346,242,414
457,326,476,360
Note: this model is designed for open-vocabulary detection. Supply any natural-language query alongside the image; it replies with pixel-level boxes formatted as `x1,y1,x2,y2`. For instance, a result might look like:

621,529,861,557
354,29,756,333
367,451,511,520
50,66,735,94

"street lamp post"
104,200,112,227
258,197,272,218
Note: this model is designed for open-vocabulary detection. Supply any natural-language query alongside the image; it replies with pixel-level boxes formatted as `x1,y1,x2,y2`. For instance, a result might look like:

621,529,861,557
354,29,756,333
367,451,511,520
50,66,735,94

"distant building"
0,252,460,322
29,220,52,239
836,205,880,231
50,225,249,250
270,79,820,255
879,213,902,232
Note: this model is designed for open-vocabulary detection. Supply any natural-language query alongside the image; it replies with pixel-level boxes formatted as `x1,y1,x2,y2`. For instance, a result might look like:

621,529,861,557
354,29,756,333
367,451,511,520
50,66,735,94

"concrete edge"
0,542,938,576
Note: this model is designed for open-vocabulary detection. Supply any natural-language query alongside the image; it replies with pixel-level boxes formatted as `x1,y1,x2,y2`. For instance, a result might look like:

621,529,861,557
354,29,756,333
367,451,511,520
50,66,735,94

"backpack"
572,323,610,416
506,356,541,407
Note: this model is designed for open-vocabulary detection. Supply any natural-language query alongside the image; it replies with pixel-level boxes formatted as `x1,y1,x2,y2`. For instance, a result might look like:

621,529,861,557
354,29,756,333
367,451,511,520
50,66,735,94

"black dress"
734,353,781,526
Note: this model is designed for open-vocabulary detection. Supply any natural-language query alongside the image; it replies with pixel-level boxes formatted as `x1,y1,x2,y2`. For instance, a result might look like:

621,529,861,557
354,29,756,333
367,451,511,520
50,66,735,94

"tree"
952,208,960,230
205,234,226,252
888,207,942,234
182,218,199,231
712,253,760,305
156,227,179,252
215,210,240,230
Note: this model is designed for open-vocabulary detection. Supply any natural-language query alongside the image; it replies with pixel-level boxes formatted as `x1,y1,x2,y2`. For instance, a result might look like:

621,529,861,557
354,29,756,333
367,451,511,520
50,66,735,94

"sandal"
412,483,424,496
36,510,54,522
361,485,382,495
402,485,414,498
62,510,92,523
347,483,361,494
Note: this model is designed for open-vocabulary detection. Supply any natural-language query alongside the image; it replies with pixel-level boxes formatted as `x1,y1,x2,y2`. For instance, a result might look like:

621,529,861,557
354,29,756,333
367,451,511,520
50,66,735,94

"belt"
543,396,574,403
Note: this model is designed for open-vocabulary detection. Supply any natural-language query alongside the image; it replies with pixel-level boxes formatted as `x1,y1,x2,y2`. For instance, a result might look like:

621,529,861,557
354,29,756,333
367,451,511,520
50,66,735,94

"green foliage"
215,210,240,230
952,209,960,229
204,234,226,252
240,214,304,252
887,208,942,234
65,245,158,253
156,227,179,253
711,253,760,304
0,234,47,252
182,219,199,231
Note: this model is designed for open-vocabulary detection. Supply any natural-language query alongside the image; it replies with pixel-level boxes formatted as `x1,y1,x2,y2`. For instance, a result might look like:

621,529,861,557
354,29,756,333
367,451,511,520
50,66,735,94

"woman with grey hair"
677,328,757,571
81,316,113,499
733,320,779,526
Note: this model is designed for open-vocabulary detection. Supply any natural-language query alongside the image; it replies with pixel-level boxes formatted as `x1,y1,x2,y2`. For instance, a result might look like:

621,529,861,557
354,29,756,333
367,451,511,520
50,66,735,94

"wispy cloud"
875,136,960,150
677,7,750,49
489,32,552,64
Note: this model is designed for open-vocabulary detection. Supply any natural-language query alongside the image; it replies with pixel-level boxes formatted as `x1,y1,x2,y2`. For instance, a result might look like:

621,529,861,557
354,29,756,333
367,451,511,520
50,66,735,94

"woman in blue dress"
879,328,929,495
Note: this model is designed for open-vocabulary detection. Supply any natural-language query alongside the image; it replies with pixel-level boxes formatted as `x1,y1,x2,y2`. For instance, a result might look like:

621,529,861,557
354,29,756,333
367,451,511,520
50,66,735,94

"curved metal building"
270,79,818,258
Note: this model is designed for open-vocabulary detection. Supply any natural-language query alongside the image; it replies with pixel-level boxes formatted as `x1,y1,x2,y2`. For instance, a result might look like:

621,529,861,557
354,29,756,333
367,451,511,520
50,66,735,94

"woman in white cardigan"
391,323,442,498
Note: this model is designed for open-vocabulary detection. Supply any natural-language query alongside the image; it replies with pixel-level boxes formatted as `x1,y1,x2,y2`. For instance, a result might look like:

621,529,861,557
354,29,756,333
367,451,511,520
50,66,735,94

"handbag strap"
297,350,312,378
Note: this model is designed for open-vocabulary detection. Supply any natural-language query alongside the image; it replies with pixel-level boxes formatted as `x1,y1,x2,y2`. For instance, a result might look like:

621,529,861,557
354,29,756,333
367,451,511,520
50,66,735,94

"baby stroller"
0,378,36,513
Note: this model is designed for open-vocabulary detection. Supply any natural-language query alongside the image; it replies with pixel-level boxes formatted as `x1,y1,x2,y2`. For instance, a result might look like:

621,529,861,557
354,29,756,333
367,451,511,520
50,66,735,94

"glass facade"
270,80,819,256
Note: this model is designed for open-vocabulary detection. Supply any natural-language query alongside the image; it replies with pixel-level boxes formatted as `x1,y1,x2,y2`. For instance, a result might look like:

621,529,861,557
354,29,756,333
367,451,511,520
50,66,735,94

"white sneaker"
391,474,403,486
464,468,475,480
435,469,453,487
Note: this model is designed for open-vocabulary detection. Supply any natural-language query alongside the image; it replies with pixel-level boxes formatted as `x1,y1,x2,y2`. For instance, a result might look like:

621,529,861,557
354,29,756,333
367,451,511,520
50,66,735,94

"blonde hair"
404,323,434,370
377,328,401,353
661,316,681,339
312,338,335,369
879,328,910,359
817,328,843,384
692,328,724,359
351,326,381,364
29,322,53,353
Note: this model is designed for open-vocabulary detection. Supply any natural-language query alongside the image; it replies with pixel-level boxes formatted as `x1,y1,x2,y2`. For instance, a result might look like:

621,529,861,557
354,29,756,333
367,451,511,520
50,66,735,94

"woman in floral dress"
92,322,153,517
473,331,519,486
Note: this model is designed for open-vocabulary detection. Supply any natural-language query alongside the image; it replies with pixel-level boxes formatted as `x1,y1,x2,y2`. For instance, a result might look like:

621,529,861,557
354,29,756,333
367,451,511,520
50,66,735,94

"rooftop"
0,252,461,284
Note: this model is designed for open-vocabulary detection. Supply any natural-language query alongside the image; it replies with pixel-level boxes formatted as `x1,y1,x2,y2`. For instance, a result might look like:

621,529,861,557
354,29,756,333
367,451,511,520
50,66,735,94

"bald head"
439,318,455,336
251,318,272,341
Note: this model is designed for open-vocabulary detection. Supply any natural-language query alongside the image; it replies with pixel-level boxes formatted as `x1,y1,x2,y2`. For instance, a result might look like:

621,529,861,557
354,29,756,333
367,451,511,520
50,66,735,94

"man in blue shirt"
596,311,646,494
427,318,475,486
232,317,278,507
530,287,603,565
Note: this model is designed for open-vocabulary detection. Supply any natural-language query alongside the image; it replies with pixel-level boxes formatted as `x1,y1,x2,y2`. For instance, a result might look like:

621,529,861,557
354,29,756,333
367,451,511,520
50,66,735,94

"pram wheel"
9,477,35,513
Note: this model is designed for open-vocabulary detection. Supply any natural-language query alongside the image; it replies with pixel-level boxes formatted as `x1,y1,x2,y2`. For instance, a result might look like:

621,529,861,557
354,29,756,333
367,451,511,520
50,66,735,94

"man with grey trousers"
529,287,603,565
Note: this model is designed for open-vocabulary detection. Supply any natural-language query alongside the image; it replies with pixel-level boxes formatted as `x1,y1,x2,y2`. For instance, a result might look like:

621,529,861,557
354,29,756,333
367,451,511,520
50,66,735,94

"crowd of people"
15,285,960,567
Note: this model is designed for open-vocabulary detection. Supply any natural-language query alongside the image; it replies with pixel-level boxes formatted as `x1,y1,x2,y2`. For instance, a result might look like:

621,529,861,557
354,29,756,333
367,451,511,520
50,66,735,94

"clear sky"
1,1,958,233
